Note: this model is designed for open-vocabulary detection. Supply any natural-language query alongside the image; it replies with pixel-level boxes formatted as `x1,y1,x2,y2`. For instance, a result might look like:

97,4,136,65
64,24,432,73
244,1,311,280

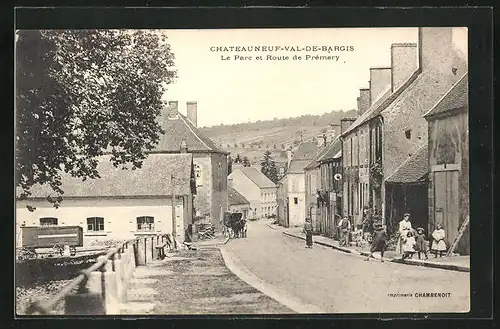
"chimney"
391,43,418,92
286,148,293,169
369,67,392,104
341,117,357,135
167,101,179,118
186,101,198,127
357,88,371,115
419,27,455,76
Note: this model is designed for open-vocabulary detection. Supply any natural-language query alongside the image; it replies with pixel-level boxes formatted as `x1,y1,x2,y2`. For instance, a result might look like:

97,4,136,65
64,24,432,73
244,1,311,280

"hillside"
199,109,358,165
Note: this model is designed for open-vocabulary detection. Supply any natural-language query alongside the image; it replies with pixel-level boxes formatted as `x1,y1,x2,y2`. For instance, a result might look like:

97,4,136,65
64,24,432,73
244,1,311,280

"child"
431,223,447,257
415,227,429,260
365,222,387,262
402,231,416,260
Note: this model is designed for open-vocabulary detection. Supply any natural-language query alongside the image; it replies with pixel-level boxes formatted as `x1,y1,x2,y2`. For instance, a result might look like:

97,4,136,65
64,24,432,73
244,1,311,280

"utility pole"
171,174,177,249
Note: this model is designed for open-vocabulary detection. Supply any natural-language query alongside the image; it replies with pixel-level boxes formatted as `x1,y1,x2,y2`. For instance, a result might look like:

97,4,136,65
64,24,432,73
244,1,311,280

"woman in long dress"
431,223,447,257
397,213,413,254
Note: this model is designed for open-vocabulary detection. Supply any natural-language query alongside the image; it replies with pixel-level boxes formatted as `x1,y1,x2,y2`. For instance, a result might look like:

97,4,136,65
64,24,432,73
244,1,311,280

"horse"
223,212,246,239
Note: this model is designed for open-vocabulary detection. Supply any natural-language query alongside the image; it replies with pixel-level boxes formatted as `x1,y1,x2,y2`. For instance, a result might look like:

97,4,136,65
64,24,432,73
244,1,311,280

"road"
223,219,470,314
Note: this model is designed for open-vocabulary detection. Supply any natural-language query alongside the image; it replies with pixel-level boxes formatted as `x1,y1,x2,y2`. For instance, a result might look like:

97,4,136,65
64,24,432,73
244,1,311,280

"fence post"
135,239,146,266
64,270,104,315
99,255,120,315
113,252,125,303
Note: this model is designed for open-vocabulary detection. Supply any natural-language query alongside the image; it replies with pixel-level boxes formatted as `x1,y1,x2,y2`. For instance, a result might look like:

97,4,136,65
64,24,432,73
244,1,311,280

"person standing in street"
397,213,413,255
365,222,388,262
338,216,351,247
303,218,313,248
361,207,373,243
431,223,447,257
415,227,429,260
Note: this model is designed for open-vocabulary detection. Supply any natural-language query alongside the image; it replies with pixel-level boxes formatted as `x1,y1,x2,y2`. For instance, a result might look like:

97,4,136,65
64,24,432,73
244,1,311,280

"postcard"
15,25,472,316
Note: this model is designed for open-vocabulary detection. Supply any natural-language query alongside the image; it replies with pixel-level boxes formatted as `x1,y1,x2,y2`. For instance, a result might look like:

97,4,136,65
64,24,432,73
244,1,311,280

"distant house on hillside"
228,167,277,220
155,101,229,230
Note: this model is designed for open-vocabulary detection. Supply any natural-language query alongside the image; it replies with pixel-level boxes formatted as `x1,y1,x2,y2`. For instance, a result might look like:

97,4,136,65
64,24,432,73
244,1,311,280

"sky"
161,28,424,128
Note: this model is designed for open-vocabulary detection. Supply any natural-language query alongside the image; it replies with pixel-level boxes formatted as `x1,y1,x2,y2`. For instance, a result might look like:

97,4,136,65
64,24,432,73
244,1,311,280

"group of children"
401,223,447,260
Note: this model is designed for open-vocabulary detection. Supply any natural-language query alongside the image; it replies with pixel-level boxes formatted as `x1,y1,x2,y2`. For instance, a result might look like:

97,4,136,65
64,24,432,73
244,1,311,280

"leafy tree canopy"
261,150,279,184
16,30,177,208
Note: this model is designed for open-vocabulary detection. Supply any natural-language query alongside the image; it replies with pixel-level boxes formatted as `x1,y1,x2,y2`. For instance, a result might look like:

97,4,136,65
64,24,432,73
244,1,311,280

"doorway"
433,170,459,247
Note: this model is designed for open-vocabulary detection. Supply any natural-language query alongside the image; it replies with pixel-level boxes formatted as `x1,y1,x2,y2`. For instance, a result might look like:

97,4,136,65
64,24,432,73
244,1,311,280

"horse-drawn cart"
17,226,84,260
223,212,247,239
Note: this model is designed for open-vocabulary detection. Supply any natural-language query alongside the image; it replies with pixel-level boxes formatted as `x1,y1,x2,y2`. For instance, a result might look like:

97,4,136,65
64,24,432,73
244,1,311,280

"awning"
385,146,428,184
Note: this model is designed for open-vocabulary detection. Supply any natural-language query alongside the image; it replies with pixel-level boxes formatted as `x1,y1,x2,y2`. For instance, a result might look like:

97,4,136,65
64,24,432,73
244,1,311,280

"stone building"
284,142,319,227
340,27,468,233
424,73,469,255
155,101,229,229
228,186,251,220
16,153,195,247
317,137,343,238
228,166,277,220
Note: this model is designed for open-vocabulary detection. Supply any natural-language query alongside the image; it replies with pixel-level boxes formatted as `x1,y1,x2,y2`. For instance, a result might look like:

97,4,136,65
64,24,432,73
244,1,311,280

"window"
405,129,412,140
294,197,298,205
136,216,155,232
40,217,58,226
87,217,104,232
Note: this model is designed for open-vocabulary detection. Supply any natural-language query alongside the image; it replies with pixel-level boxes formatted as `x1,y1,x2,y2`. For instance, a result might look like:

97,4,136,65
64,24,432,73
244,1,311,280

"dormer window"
405,129,412,140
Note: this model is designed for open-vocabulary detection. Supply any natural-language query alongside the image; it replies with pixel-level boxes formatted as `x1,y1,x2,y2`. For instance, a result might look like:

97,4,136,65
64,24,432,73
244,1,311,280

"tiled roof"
228,187,250,205
304,145,331,170
154,107,227,154
385,146,428,184
288,160,311,174
19,153,194,199
342,69,421,136
424,73,468,118
238,167,276,188
291,142,319,161
318,137,342,163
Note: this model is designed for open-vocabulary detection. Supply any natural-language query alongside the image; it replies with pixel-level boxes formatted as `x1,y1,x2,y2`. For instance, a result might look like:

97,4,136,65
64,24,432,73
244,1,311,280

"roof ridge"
342,68,421,136
241,167,275,188
178,114,211,150
423,71,468,118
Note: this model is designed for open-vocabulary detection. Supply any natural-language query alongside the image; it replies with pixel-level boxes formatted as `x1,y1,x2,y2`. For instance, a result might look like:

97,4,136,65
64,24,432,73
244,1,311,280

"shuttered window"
136,216,155,232
87,217,104,232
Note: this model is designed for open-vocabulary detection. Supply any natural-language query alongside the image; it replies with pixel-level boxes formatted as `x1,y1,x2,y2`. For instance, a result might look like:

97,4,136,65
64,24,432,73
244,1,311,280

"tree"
16,30,177,209
242,156,251,167
260,150,279,183
227,156,233,175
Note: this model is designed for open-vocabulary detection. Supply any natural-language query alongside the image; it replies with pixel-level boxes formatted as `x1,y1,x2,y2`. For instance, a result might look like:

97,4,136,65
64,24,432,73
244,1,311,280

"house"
276,175,289,227
423,72,469,255
228,186,251,220
228,166,277,220
16,153,196,247
317,137,343,238
154,101,229,230
285,142,319,227
341,28,468,233
304,136,331,233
